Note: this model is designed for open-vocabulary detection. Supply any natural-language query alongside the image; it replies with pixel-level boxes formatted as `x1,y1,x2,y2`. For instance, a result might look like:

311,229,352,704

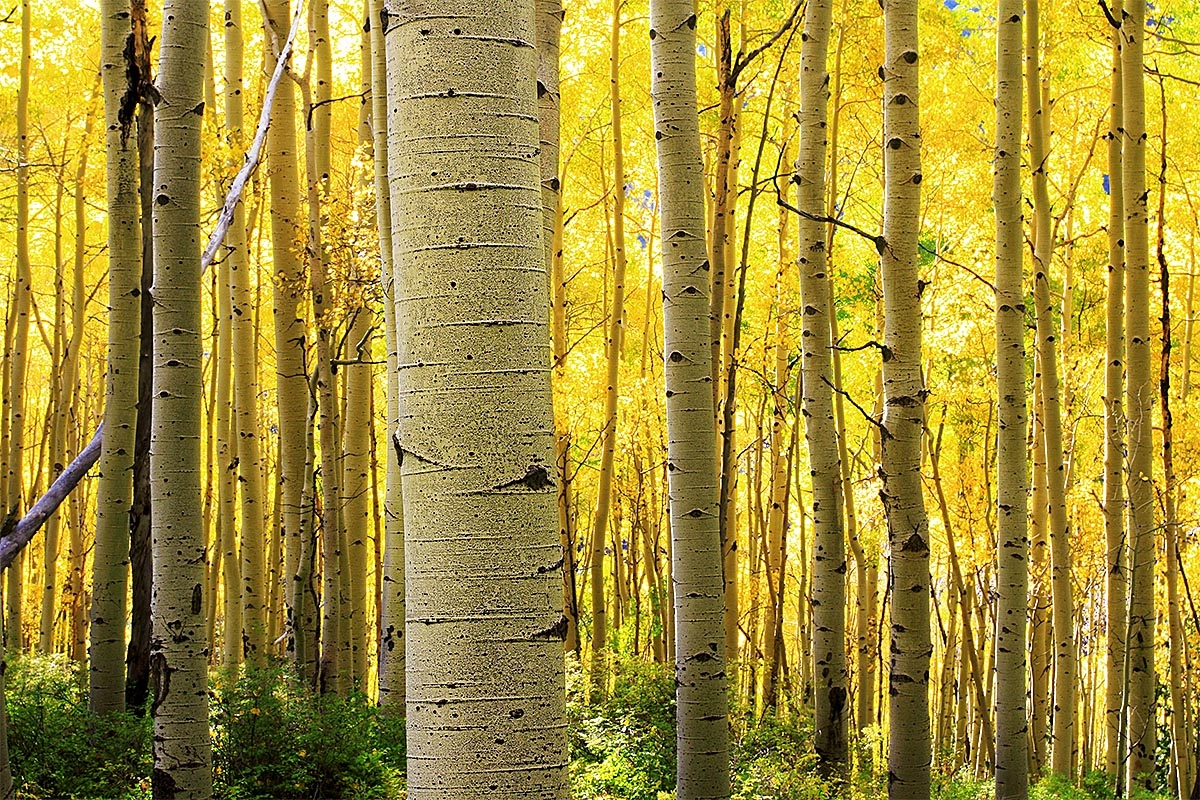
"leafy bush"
210,665,405,799
568,655,677,799
732,710,830,800
8,653,152,799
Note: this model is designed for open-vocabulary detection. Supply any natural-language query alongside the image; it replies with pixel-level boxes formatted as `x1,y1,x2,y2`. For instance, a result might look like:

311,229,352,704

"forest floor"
5,654,1172,799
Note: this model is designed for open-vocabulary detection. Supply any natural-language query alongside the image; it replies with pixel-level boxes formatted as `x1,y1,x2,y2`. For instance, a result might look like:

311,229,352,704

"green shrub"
732,711,830,800
8,653,152,799
568,655,677,800
210,664,404,799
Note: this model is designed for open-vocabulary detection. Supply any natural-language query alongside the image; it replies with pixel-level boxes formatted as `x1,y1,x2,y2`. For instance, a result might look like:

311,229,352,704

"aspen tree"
215,177,239,668
303,0,349,693
5,0,33,656
588,0,630,698
1121,0,1155,789
149,1,213,794
535,0,574,656
1156,77,1192,798
993,0,1028,795
369,0,405,711
262,0,313,673
1029,372,1051,774
225,0,266,670
67,94,94,663
1102,0,1126,776
384,0,568,793
341,304,373,689
343,9,376,685
91,0,143,715
880,0,931,794
1025,0,1075,772
649,0,730,794
795,0,847,774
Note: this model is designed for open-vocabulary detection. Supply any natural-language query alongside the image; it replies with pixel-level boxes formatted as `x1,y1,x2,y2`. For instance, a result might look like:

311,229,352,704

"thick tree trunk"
649,1,731,795
384,0,568,793
149,2,214,795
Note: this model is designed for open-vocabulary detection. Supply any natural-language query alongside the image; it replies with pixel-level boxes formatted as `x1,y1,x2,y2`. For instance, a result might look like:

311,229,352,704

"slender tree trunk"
1026,0,1075,773
796,0,847,774
384,1,569,793
1029,371,1050,776
588,0,629,698
1156,77,1190,800
1103,0,1127,777
262,0,313,675
993,1,1028,796
150,3,214,795
370,0,405,713
224,0,267,672
880,0,931,794
1121,0,1155,789
91,0,143,716
649,2,731,794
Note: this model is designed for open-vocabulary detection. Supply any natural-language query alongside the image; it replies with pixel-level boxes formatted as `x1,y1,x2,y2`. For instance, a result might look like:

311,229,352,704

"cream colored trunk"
649,1,731,794
384,0,568,793
90,0,143,715
369,0,405,711
150,2,213,794
880,0,931,795
796,0,848,774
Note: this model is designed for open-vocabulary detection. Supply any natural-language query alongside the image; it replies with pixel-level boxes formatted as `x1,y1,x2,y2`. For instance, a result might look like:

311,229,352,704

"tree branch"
202,0,307,272
0,425,103,572
731,0,806,82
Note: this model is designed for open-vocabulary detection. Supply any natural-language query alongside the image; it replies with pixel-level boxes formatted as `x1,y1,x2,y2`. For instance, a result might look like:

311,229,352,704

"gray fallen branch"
201,0,306,271
0,424,103,572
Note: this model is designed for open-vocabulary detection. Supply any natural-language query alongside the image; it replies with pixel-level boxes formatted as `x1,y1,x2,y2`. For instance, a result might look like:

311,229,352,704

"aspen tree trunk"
993,0,1029,794
1026,0,1075,773
300,0,349,693
5,0,34,656
129,41,156,708
589,0,629,698
370,0,405,712
536,0,574,658
1029,373,1051,775
262,0,313,673
761,242,788,712
344,21,376,685
649,2,731,795
1103,0,1127,776
795,0,847,773
880,0,931,794
1153,78,1191,800
41,170,68,654
1121,0,1155,789
150,2,213,794
68,94,93,663
384,1,568,793
225,0,266,671
341,306,373,689
215,191,239,668
91,0,143,715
